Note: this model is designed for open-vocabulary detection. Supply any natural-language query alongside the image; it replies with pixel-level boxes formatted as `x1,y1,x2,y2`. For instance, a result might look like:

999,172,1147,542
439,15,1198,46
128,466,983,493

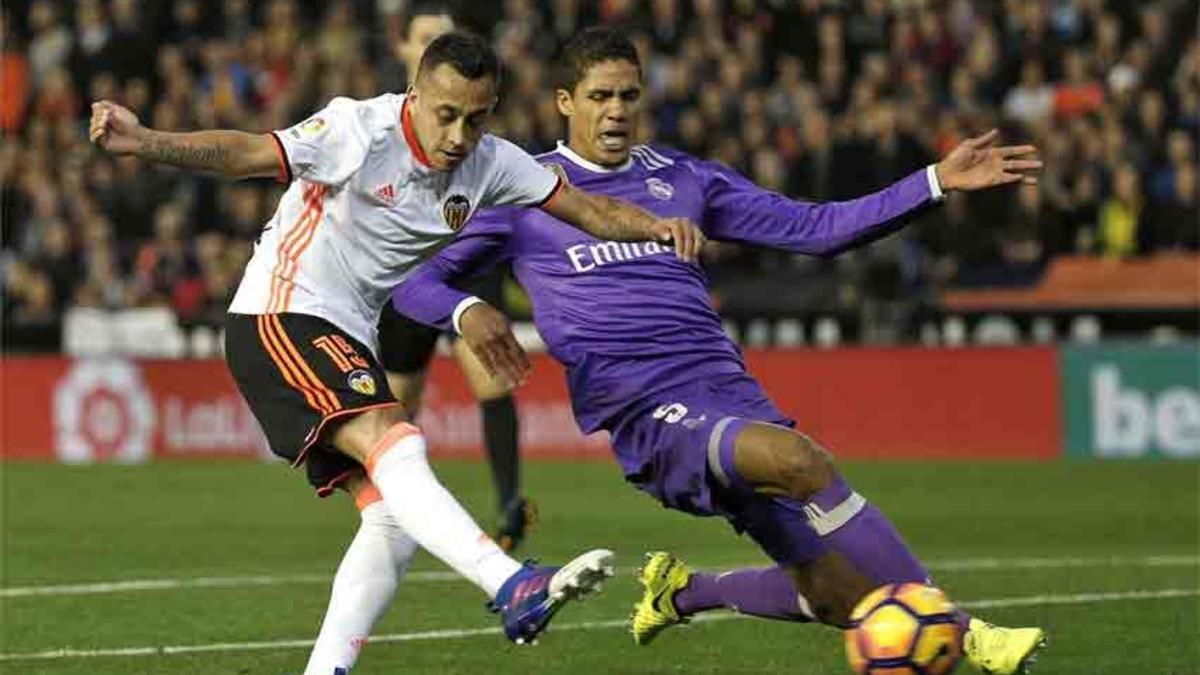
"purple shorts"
608,372,794,518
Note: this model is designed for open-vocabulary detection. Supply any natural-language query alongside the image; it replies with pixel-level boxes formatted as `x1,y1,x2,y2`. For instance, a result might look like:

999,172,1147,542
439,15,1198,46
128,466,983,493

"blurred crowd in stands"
2,0,1197,351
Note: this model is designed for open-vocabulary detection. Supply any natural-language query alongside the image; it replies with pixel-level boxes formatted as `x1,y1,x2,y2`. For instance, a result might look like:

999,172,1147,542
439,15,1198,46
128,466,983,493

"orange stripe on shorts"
266,314,342,414
256,314,327,414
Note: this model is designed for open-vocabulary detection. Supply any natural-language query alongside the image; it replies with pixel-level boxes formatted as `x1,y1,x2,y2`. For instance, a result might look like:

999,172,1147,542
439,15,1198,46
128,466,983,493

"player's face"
408,64,498,171
558,59,642,167
397,14,455,76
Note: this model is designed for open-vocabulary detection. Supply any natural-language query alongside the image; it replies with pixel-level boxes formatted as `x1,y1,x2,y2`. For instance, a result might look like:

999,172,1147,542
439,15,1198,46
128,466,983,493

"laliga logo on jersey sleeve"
290,116,328,139
646,177,674,200
348,369,378,396
543,162,570,185
53,360,155,464
443,194,471,231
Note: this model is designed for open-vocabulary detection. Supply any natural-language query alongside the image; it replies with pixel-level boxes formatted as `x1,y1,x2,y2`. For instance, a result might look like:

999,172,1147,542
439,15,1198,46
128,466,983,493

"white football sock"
303,500,418,675
367,423,521,597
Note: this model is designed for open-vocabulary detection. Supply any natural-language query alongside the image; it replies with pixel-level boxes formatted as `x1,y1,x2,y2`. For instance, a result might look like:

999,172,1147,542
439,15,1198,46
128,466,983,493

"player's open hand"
935,129,1042,192
651,217,706,262
458,301,530,389
89,100,144,154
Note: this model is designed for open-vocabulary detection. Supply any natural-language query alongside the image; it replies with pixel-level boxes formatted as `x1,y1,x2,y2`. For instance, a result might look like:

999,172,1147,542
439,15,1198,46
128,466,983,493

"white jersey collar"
554,141,634,173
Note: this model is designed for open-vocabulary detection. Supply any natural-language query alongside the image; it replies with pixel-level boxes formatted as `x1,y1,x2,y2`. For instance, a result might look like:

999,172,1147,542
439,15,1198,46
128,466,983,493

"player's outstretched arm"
700,129,1041,258
542,183,706,262
933,129,1041,192
89,100,282,180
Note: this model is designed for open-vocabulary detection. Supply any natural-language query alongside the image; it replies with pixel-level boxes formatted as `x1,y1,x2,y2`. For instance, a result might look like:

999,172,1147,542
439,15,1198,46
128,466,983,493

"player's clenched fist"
457,301,531,389
652,217,706,262
89,100,143,154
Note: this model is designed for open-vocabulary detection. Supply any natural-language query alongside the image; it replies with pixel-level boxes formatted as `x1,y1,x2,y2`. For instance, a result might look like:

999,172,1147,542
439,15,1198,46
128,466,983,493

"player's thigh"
732,423,836,499
224,312,399,494
452,338,511,401
613,392,746,516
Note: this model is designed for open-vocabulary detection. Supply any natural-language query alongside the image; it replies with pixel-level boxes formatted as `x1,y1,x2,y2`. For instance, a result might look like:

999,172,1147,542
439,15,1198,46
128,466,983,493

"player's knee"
331,405,412,464
773,433,836,500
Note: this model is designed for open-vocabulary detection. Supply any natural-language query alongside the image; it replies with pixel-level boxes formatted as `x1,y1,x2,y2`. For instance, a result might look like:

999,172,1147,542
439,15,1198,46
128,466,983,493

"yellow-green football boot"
964,617,1047,674
630,552,693,645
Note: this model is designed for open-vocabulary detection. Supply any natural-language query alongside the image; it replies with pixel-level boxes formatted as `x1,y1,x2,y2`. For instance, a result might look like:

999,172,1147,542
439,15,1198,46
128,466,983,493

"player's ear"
555,87,574,117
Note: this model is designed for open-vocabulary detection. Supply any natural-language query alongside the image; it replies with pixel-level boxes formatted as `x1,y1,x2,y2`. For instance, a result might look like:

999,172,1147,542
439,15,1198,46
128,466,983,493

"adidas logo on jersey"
372,183,396,206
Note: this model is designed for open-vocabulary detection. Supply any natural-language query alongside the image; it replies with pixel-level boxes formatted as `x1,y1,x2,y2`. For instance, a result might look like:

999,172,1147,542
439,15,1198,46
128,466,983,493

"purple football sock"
801,475,927,584
674,567,813,621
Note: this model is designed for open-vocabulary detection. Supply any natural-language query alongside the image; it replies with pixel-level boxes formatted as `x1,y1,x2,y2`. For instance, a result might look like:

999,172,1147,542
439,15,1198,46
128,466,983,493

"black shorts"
224,312,400,496
378,266,508,374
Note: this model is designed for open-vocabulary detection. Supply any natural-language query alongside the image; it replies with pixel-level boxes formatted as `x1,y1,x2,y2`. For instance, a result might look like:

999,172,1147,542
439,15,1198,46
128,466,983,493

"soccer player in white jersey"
89,33,705,673
377,2,537,554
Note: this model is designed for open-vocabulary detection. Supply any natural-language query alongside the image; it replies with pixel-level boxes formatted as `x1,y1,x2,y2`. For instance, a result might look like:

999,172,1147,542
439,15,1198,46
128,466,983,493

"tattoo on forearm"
139,133,232,173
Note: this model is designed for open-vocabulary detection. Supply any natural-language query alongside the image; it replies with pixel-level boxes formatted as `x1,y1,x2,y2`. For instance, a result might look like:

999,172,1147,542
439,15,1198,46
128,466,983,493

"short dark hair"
416,32,500,83
401,1,455,40
555,26,642,92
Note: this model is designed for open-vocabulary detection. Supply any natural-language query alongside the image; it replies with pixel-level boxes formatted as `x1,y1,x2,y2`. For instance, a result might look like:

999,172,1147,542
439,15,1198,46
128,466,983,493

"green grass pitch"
2,459,1197,674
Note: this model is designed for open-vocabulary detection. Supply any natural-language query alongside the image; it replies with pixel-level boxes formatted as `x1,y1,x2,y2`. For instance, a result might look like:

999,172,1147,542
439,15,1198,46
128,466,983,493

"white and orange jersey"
228,93,561,352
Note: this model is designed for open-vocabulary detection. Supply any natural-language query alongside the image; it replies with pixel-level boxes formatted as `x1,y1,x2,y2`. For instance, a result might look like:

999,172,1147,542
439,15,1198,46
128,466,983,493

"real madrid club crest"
348,369,377,396
646,177,674,201
442,194,471,231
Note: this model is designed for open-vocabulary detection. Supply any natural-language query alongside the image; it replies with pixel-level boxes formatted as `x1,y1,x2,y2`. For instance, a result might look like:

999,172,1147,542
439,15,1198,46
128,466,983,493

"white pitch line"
0,571,455,598
2,554,1196,599
0,587,1195,662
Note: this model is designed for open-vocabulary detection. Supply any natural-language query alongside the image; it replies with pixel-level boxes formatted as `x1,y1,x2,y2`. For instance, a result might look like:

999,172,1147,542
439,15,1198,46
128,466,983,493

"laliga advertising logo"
54,360,155,463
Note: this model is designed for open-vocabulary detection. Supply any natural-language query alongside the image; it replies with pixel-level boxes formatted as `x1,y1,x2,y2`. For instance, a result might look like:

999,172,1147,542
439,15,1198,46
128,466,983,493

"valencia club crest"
443,194,471,231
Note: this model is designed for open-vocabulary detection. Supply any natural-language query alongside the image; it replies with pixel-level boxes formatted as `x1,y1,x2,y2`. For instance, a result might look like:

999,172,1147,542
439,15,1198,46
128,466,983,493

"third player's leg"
454,339,529,549
386,369,427,420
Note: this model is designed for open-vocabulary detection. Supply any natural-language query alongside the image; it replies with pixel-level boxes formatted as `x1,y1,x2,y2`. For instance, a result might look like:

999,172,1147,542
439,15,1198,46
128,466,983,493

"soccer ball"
844,583,965,675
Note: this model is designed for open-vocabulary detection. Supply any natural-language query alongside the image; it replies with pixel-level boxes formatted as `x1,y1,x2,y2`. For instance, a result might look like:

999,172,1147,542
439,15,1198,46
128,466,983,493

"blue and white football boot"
490,549,615,645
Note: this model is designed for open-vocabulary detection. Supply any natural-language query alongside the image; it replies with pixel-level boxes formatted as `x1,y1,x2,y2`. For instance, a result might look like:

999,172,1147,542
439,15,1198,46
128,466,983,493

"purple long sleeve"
389,143,943,435
691,158,937,256
390,208,514,331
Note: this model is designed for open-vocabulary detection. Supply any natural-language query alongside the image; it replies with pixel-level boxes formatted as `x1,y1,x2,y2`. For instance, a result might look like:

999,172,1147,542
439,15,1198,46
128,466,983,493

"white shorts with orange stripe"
224,311,401,496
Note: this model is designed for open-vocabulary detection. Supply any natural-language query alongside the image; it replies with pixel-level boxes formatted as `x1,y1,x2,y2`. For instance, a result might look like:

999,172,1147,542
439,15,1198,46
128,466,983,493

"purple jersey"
393,143,940,440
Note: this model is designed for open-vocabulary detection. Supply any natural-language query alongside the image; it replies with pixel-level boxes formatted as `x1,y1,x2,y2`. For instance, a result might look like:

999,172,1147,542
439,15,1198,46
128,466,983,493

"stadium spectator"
1097,163,1144,258
1004,61,1053,126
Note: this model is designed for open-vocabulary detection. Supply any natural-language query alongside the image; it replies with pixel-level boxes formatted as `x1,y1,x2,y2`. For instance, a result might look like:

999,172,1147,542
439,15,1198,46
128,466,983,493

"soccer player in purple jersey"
392,28,1046,673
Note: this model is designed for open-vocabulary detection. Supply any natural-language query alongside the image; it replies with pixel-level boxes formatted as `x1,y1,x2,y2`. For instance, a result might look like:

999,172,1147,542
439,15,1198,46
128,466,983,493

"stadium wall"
2,345,1197,463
